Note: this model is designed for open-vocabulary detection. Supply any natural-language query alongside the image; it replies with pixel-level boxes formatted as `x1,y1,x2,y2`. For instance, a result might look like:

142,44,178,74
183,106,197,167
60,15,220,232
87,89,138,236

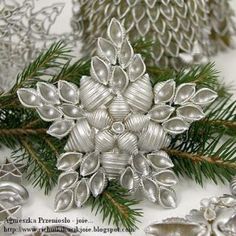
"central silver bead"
111,122,125,134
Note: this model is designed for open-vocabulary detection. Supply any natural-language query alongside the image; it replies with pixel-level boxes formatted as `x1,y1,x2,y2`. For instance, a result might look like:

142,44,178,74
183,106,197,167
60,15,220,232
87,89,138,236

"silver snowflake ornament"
17,18,217,211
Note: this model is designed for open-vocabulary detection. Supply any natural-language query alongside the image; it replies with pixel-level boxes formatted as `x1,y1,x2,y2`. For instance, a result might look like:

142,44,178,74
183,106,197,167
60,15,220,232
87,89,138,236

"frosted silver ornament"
89,168,108,197
58,80,79,104
80,152,100,177
58,171,78,190
74,179,90,207
56,152,82,171
54,189,74,212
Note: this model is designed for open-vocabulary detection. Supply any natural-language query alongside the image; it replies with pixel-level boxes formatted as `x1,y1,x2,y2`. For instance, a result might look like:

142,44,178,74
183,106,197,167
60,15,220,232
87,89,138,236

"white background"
2,0,236,235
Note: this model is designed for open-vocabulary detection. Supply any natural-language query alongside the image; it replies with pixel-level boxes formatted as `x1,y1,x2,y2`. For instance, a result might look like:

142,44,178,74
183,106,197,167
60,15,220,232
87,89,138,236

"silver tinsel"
17,18,217,210
71,0,236,70
146,194,236,236
0,0,73,92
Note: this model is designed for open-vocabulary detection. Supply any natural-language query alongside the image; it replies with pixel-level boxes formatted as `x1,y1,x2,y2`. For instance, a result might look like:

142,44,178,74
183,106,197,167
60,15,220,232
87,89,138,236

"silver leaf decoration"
56,152,82,171
58,171,79,190
54,189,74,212
80,152,100,177
141,176,159,203
47,120,74,139
74,179,90,207
17,89,42,108
36,105,62,122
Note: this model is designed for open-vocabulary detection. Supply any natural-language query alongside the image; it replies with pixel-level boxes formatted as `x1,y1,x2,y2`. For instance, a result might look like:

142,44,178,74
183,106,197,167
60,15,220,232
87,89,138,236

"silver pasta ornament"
17,18,217,211
71,0,235,70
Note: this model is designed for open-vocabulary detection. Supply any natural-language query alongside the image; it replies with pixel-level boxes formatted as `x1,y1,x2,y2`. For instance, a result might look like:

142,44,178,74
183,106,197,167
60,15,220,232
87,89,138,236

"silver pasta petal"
36,105,62,121
17,88,42,108
54,189,74,212
148,104,175,123
128,54,146,82
110,66,129,93
119,38,134,68
61,104,84,119
89,168,108,197
176,104,205,122
120,166,139,191
56,152,82,171
174,83,196,105
37,82,60,105
80,152,100,177
97,37,117,64
154,79,176,104
159,187,177,208
147,151,174,170
131,154,150,176
74,178,90,207
191,88,218,106
90,56,111,85
153,170,178,187
47,119,75,139
58,171,79,190
58,80,80,104
141,176,159,203
163,117,189,135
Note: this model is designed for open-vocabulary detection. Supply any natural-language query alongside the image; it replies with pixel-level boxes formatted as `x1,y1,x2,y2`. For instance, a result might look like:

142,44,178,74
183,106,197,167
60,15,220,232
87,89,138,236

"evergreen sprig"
90,181,143,232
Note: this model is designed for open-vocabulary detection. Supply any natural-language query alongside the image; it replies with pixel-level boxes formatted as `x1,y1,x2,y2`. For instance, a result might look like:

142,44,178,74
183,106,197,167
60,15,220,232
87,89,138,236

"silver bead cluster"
71,0,236,70
18,18,217,211
146,194,236,236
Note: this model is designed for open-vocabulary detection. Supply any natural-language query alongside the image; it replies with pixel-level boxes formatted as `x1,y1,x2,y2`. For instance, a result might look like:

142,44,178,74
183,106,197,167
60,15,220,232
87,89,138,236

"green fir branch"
90,181,143,232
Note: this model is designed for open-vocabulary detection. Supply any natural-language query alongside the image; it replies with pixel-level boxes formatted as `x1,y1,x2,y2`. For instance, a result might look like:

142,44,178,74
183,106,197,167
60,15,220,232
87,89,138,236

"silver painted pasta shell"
101,152,131,179
154,79,176,104
47,119,75,139
95,130,116,153
109,94,130,121
89,168,108,197
147,151,174,170
74,178,90,208
124,74,153,113
110,66,129,93
230,176,236,196
107,18,125,47
80,76,113,111
17,88,42,108
80,152,100,177
163,117,189,135
117,132,138,155
128,54,146,82
145,218,207,236
36,105,62,121
60,104,84,119
159,187,177,208
191,88,218,106
56,152,82,171
58,171,79,190
124,113,149,132
153,170,178,187
37,82,60,105
54,189,74,212
64,118,95,152
90,56,111,85
141,176,159,203
132,154,150,176
119,38,134,68
148,104,175,123
176,104,205,122
174,83,196,105
58,80,80,104
0,181,29,205
138,121,170,152
120,167,139,191
85,108,112,130
97,37,117,64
